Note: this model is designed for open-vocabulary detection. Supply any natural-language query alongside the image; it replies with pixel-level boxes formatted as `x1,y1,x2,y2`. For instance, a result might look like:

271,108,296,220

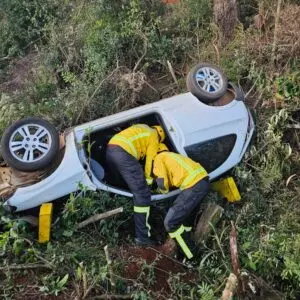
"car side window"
184,134,237,173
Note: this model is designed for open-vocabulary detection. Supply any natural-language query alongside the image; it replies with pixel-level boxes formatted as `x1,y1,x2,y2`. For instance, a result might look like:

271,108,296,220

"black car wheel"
187,63,228,103
0,117,59,172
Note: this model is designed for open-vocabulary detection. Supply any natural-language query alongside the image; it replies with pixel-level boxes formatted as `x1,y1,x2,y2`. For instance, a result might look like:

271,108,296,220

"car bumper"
4,132,96,212
239,108,255,159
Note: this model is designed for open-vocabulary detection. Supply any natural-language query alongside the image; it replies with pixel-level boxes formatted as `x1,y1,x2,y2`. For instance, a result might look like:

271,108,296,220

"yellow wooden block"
39,203,53,243
211,177,241,202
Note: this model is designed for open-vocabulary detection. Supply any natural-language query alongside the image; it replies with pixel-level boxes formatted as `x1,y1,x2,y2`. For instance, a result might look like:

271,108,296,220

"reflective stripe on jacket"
153,152,208,193
108,124,160,183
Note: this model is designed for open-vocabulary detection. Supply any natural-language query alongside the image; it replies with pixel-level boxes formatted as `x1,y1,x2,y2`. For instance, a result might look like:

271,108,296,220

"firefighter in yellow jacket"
152,144,210,259
106,124,165,246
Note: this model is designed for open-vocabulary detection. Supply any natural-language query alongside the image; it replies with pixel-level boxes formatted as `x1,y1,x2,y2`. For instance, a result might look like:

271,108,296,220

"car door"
157,93,248,179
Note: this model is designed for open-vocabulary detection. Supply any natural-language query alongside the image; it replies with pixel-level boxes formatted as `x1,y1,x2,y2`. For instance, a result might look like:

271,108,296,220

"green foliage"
198,282,216,300
237,204,300,299
275,72,300,103
138,258,158,287
0,215,34,261
259,109,292,192
0,191,135,298
39,274,69,296
168,274,196,298
1,0,300,298
53,191,132,246
0,0,70,57
132,290,151,300
0,93,19,135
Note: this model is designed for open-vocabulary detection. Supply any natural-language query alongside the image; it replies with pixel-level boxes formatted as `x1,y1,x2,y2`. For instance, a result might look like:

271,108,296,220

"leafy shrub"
275,72,300,104
0,0,71,57
57,191,132,245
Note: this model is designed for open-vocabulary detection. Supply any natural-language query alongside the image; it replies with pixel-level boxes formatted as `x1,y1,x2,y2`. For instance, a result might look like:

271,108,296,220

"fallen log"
193,202,224,245
76,207,123,229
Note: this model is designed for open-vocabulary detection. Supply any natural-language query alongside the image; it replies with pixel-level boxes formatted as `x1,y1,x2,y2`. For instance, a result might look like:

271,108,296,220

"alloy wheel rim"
9,124,52,163
195,67,223,93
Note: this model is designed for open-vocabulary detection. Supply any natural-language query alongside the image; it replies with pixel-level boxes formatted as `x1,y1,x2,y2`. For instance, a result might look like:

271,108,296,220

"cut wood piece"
167,60,178,86
221,273,238,300
230,221,240,278
76,207,124,229
229,221,243,296
104,245,116,288
193,202,224,245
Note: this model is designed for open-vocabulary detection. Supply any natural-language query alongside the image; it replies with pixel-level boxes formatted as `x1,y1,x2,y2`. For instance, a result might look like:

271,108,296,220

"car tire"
186,63,228,103
0,117,59,172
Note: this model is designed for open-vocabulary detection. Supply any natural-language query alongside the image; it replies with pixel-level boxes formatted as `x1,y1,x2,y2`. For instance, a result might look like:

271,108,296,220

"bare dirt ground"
118,244,196,298
0,52,38,94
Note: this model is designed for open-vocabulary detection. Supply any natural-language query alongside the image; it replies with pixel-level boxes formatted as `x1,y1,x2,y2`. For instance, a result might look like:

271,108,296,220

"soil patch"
118,245,196,297
0,52,38,94
6,270,70,300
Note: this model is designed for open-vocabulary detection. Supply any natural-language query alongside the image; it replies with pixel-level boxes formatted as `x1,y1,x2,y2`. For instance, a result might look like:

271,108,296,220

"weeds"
39,273,69,296
1,0,300,298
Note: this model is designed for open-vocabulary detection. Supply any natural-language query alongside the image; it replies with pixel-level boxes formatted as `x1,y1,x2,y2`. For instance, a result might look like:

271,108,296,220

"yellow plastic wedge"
211,177,241,202
39,203,53,243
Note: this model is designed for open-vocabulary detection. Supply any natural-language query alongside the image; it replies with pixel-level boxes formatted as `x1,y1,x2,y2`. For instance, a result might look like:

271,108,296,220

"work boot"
135,237,157,247
176,231,197,260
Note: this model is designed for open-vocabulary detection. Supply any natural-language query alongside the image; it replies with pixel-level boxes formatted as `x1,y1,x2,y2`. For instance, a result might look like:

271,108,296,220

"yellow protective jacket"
108,124,160,184
153,152,208,193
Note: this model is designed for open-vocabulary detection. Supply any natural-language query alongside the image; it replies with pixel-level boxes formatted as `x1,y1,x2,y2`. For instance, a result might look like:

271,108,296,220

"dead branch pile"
276,4,300,61
112,69,149,112
245,3,300,65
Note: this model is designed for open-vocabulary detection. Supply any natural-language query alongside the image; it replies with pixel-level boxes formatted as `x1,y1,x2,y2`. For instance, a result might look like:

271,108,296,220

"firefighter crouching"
106,124,165,246
152,143,210,259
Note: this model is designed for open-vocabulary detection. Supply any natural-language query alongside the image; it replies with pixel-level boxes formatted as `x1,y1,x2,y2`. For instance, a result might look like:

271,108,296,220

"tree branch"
104,245,116,288
76,207,123,229
0,263,52,272
91,295,132,300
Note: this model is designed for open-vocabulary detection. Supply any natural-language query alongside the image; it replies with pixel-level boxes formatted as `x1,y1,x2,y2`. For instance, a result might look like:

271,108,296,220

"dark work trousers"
164,177,210,232
106,145,151,240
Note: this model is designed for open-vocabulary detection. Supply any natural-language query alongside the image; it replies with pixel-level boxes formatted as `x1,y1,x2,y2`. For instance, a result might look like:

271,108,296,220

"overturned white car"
0,63,255,212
